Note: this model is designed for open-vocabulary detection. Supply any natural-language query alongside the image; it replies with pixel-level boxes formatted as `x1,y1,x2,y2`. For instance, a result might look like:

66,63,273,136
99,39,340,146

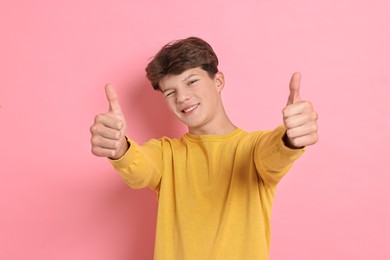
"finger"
288,133,319,148
283,101,313,120
287,72,302,105
283,113,312,129
286,122,318,139
93,114,123,130
105,84,123,115
91,146,118,158
90,124,122,140
91,135,121,150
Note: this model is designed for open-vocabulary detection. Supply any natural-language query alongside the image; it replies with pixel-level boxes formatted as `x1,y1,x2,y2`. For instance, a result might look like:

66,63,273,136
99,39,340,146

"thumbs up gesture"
282,73,318,148
90,84,129,159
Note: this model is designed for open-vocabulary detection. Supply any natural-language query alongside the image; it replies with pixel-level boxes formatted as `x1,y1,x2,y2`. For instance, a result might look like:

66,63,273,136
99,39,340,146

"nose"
176,88,190,103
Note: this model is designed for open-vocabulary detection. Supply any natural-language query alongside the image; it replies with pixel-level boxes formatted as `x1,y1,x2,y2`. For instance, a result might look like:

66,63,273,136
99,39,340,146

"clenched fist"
282,73,319,148
90,84,129,159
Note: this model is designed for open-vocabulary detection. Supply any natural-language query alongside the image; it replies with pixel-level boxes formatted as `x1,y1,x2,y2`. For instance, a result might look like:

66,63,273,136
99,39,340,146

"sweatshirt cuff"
274,125,306,158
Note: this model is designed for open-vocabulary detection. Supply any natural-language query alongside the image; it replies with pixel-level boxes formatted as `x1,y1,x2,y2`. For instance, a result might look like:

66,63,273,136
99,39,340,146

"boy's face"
159,67,225,134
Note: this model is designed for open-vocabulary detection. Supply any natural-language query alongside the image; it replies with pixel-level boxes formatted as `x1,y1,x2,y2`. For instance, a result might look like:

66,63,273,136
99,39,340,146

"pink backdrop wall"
1,0,389,259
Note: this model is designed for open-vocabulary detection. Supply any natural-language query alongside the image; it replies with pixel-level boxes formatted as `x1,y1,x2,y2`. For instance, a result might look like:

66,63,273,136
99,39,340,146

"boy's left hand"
282,72,319,148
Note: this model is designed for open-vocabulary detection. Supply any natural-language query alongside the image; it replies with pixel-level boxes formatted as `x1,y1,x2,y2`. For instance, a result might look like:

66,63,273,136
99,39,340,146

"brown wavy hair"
145,37,219,91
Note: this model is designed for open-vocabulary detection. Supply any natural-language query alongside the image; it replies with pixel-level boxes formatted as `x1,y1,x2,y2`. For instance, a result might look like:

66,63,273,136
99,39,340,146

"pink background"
1,0,389,259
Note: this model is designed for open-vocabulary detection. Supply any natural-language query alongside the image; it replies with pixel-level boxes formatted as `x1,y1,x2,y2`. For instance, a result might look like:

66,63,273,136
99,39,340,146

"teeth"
183,104,198,113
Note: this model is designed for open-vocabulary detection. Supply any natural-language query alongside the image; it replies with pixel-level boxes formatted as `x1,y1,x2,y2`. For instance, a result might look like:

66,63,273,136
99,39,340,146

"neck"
188,112,237,136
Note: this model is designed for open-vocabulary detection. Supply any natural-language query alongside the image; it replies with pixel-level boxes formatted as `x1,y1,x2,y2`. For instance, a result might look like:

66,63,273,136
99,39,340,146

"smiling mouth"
182,104,199,113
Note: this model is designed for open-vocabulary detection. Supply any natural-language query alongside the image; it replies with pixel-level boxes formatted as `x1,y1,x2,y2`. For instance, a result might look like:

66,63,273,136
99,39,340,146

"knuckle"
302,101,312,111
286,129,294,138
283,117,289,126
90,135,100,146
91,146,99,155
114,131,121,139
313,111,318,120
92,135,110,148
90,124,98,134
282,107,288,117
284,119,293,129
313,133,319,143
95,113,112,123
306,101,313,108
290,138,300,147
94,114,103,123
108,129,119,140
312,123,318,132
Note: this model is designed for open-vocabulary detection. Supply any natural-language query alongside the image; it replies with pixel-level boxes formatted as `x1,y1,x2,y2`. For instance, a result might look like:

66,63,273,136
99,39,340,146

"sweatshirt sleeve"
109,137,163,191
254,125,305,186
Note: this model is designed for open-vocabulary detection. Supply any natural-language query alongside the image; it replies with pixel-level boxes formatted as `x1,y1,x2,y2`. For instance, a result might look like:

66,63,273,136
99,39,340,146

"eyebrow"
183,73,198,82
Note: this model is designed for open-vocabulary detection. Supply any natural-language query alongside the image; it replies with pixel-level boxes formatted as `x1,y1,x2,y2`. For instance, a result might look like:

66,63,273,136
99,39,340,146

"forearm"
109,138,162,190
254,125,305,185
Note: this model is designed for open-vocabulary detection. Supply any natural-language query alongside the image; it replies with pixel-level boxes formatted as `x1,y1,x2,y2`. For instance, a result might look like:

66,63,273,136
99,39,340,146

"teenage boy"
90,37,318,259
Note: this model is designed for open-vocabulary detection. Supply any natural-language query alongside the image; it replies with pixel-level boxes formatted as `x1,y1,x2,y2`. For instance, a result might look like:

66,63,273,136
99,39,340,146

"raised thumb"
105,84,123,115
287,72,302,105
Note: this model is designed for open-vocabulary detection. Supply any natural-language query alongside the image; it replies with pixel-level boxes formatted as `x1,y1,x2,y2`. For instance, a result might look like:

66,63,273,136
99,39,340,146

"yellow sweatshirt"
110,125,305,260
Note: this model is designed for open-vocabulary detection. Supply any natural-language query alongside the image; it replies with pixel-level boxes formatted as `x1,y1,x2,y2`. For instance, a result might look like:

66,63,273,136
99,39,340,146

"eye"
164,91,175,98
187,79,199,86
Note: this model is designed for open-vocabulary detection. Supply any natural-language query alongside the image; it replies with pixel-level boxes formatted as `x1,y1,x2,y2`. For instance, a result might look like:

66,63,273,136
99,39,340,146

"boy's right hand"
90,84,128,160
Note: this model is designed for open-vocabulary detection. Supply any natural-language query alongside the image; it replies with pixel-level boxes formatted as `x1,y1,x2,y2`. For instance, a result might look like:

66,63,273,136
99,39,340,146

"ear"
214,72,225,92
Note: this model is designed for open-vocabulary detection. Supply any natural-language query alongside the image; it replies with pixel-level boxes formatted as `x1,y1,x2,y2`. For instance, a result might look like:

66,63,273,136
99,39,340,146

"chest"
162,140,258,195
